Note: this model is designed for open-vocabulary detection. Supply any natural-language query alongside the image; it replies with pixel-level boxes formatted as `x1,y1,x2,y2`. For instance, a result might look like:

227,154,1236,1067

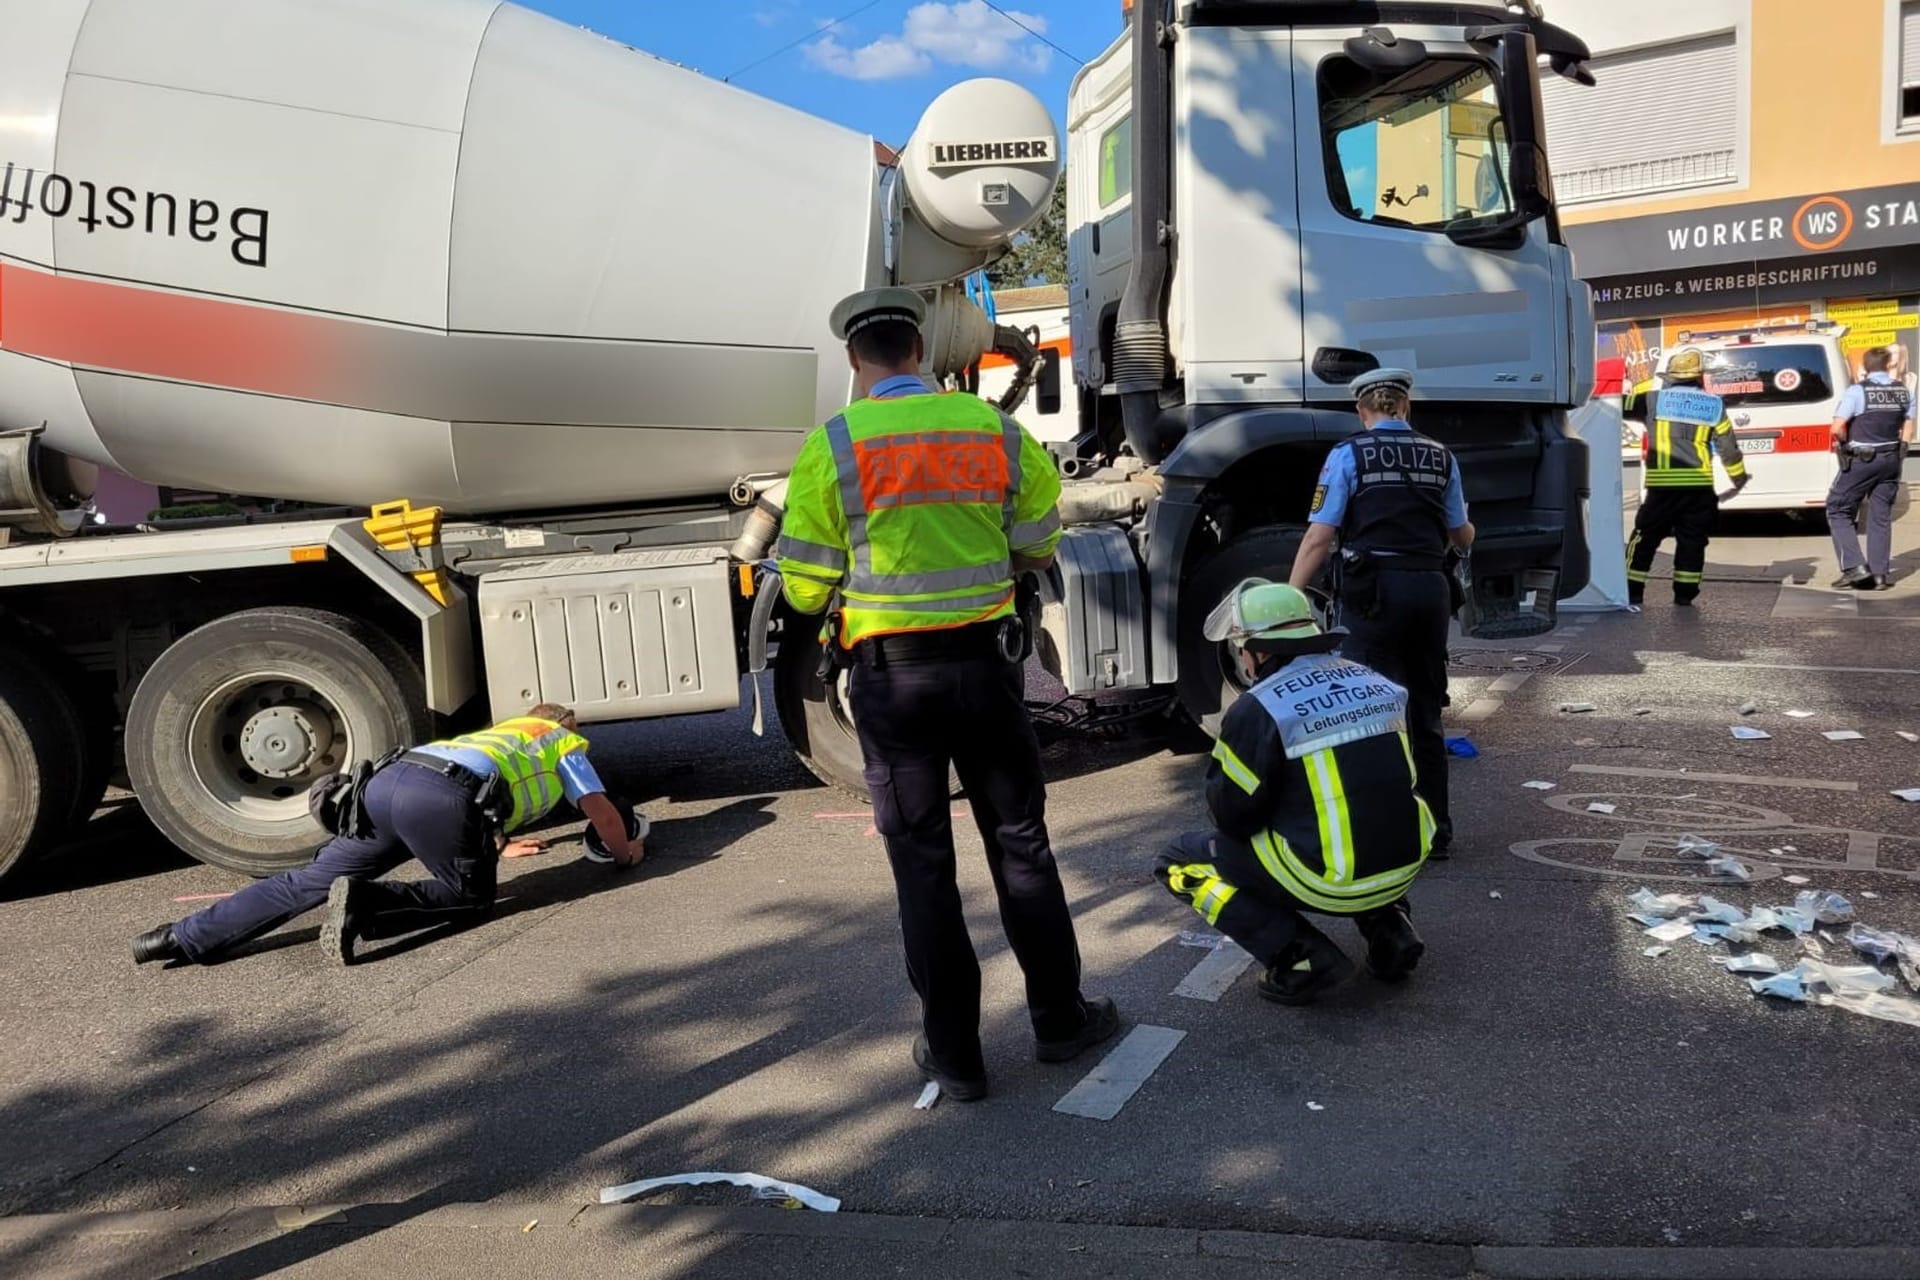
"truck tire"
0,643,86,885
126,607,432,877
773,632,871,800
1175,525,1312,737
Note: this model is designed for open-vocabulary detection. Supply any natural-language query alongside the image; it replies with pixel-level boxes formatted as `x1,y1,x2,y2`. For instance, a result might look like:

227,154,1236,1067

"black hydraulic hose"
1113,0,1174,465
991,323,1042,415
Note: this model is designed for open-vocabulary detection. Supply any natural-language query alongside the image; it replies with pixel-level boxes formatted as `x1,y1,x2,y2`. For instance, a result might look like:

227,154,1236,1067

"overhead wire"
722,0,896,82
723,0,1085,82
979,1,1086,66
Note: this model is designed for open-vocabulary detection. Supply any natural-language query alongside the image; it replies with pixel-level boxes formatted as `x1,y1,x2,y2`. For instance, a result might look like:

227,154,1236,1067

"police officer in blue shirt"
1289,368,1473,859
1828,347,1914,590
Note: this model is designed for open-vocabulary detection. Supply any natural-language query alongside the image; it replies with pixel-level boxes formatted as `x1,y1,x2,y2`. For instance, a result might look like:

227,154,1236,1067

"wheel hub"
239,701,336,780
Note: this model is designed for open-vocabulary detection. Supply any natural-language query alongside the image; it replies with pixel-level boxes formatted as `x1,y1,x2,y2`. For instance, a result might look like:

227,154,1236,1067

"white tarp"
1563,395,1632,612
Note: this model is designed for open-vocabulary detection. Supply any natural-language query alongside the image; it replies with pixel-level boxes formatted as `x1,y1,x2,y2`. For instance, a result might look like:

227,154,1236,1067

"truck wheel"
1175,525,1313,737
126,608,432,877
773,630,872,799
0,643,86,884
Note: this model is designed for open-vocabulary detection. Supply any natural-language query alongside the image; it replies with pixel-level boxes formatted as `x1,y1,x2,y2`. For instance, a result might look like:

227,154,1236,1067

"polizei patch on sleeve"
927,138,1054,169
1310,484,1328,513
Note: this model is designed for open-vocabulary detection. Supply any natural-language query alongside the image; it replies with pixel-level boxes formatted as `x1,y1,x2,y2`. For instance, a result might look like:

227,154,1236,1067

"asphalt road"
3,505,1919,1278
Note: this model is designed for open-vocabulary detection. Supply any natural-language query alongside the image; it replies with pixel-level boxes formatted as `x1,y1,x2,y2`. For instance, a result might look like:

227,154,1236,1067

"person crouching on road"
1156,581,1432,1006
132,704,644,968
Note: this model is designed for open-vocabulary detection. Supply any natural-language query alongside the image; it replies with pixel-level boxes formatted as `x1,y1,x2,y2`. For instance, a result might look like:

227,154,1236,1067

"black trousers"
1155,831,1412,967
1827,450,1902,578
849,654,1086,1077
1628,488,1717,602
173,762,497,962
1340,569,1452,851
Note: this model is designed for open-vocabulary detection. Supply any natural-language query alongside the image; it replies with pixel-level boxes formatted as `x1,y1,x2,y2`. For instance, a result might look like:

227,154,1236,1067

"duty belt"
1366,552,1448,572
850,619,1010,668
397,751,509,825
1845,441,1903,455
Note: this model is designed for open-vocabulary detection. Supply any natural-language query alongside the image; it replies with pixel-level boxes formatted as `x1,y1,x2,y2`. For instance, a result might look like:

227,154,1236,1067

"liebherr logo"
927,138,1054,170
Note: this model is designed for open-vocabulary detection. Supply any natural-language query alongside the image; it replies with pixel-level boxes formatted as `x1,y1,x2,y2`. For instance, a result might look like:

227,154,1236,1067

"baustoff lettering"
0,161,269,268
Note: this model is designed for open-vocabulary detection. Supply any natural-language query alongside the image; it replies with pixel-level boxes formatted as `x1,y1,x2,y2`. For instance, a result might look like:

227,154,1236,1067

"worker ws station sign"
1569,181,1920,319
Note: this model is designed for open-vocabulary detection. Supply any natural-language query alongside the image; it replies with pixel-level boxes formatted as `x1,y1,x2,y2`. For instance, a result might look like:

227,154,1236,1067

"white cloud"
804,32,933,80
804,1,1052,81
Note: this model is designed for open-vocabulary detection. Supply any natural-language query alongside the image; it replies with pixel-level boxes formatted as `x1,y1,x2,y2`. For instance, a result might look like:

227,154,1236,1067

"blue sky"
520,0,1120,144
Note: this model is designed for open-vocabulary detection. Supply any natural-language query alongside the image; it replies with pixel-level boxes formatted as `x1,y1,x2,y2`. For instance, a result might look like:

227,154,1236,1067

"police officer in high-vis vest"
777,287,1118,1102
1828,346,1914,591
1157,580,1430,1005
1621,347,1750,606
133,705,640,967
1289,368,1472,860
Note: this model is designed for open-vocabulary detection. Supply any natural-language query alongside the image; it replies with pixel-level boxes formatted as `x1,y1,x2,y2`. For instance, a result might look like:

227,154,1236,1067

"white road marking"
1646,660,1920,676
1053,1025,1187,1122
1567,764,1858,793
1487,671,1534,695
1458,698,1503,721
1537,643,1566,653
1174,941,1255,1001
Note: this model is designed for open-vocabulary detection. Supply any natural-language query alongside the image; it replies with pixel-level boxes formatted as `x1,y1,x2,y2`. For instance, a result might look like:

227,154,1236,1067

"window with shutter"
1902,0,1920,128
1538,33,1740,205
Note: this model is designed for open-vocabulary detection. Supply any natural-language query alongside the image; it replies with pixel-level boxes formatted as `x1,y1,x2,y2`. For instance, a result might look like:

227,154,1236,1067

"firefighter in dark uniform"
1289,368,1472,860
1157,580,1431,1005
1621,347,1750,606
1828,346,1914,590
776,287,1119,1102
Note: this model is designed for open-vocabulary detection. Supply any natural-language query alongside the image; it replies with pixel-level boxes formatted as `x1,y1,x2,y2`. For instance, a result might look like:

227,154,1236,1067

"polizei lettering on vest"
1354,438,1449,487
927,138,1055,170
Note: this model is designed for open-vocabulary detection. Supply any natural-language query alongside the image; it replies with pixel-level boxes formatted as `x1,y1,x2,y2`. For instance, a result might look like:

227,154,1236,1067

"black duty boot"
1257,935,1356,1006
913,1035,988,1102
132,924,183,965
318,877,366,967
1361,909,1426,983
1832,566,1874,590
1035,995,1121,1064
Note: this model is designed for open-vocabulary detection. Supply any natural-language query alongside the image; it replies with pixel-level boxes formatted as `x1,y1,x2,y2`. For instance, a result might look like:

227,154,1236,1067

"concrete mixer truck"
0,0,1597,882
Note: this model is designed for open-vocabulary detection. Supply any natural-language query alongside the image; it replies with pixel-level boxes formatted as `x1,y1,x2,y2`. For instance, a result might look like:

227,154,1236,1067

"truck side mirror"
1037,348,1063,415
1496,29,1554,221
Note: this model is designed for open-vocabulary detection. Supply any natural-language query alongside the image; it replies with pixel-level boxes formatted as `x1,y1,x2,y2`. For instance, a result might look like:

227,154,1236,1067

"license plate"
1737,437,1776,454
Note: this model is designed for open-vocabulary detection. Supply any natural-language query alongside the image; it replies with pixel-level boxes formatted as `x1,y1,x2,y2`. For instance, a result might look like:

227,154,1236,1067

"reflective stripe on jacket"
1205,665,1432,913
430,717,590,834
775,392,1064,645
1627,382,1747,488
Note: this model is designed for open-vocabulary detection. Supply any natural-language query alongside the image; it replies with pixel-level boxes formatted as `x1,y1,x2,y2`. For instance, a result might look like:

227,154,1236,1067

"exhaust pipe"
1113,0,1175,466
728,478,789,563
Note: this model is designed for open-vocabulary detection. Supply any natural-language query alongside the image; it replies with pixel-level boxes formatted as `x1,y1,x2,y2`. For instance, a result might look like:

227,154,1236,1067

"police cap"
830,287,928,342
1351,367,1415,400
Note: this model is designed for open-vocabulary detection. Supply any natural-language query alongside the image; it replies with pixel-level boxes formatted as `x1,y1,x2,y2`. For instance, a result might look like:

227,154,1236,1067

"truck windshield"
1320,57,1515,234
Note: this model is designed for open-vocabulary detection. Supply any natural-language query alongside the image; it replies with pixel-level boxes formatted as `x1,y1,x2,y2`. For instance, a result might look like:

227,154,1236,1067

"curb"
3,1202,1917,1279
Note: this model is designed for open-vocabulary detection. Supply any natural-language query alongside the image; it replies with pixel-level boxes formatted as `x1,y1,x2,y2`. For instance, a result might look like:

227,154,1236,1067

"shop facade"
1541,0,1920,394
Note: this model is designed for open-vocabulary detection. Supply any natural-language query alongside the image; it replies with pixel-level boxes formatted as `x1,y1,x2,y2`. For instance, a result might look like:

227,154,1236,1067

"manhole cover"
1447,649,1576,674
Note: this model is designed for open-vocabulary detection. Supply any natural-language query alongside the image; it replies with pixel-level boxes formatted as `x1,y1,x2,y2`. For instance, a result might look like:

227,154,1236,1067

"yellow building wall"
1565,0,1920,228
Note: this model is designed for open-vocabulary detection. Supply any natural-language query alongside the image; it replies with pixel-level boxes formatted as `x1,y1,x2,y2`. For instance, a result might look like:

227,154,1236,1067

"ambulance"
1635,323,1853,512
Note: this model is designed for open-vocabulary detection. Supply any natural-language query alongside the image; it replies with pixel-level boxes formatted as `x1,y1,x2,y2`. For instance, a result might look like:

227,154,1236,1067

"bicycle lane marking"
1509,788,1920,883
1567,764,1859,793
